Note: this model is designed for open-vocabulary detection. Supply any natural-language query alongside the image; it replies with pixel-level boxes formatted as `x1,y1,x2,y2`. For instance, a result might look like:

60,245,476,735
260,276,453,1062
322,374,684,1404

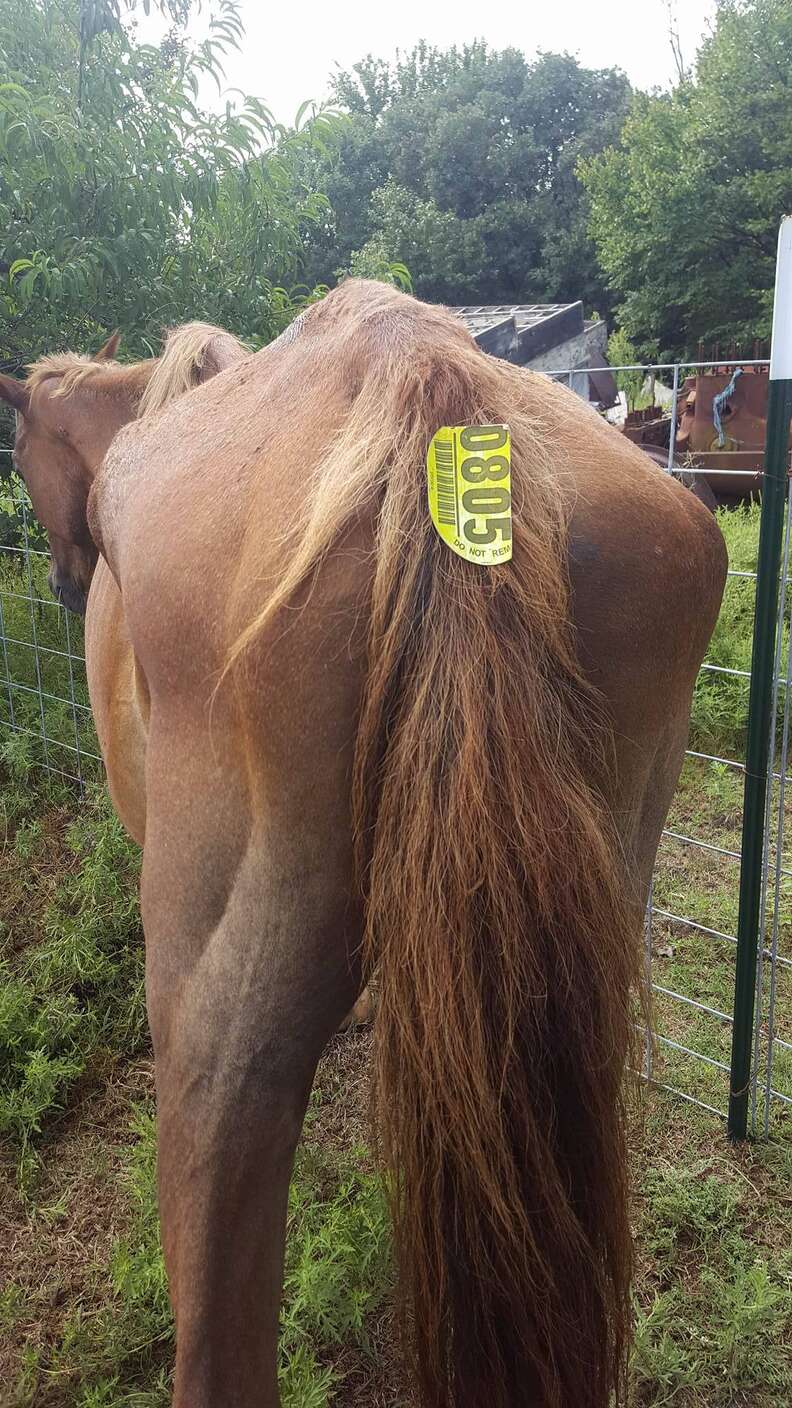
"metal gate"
0,473,100,785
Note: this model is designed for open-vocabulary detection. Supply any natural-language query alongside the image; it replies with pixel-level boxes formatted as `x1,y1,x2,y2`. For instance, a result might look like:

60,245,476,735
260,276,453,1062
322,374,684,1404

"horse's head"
0,333,122,614
0,323,247,615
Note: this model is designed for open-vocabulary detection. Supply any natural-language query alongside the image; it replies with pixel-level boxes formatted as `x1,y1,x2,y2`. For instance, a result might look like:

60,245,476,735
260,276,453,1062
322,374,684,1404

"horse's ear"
0,373,30,414
94,331,121,362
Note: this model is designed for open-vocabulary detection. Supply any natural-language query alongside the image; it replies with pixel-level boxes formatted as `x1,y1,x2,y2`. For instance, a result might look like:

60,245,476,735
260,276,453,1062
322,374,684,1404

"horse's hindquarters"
566,453,727,905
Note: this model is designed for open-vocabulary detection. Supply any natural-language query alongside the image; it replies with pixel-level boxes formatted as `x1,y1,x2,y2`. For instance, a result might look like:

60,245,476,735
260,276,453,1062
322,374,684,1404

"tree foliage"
607,328,645,414
5,2,789,385
0,0,333,366
299,43,632,311
582,0,792,358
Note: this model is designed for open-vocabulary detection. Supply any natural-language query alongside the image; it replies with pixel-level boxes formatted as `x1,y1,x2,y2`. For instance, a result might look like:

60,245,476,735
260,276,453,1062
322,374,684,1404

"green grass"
689,503,760,757
0,783,144,1177
649,749,792,1128
5,1093,392,1407
631,1102,792,1407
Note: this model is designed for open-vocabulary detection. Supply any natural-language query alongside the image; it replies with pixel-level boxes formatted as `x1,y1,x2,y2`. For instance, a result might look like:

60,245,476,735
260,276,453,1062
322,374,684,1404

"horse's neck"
72,367,152,476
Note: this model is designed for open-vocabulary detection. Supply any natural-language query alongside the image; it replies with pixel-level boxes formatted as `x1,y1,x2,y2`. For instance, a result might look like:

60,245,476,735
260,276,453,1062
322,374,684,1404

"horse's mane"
26,352,151,401
25,322,247,414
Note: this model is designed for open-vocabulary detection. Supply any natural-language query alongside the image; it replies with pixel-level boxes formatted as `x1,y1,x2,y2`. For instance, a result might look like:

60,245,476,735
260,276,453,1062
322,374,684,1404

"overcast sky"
138,0,718,125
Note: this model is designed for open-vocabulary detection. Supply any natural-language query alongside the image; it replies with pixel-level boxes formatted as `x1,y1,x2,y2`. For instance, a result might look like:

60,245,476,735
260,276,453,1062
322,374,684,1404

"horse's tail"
227,286,640,1407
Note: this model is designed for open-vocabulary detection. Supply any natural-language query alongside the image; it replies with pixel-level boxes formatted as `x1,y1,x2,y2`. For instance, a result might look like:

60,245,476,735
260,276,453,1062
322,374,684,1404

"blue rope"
713,367,743,446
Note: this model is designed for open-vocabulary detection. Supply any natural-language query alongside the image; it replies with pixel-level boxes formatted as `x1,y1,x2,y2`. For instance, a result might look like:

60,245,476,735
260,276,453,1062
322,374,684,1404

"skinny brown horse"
0,282,726,1408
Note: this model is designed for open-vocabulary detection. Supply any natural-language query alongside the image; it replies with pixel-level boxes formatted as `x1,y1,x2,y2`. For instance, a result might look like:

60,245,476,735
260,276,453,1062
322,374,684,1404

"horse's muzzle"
49,570,87,617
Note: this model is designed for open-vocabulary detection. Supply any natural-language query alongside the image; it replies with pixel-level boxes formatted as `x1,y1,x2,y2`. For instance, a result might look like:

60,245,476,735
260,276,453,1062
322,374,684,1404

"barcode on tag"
433,438,457,527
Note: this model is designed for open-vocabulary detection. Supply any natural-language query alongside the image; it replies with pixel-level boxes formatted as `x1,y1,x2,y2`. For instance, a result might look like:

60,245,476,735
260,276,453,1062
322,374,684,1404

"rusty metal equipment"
675,365,770,497
622,361,792,501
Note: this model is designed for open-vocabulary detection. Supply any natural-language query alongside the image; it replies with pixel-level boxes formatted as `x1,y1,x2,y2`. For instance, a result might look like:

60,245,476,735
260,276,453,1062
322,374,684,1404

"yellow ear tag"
427,424,512,565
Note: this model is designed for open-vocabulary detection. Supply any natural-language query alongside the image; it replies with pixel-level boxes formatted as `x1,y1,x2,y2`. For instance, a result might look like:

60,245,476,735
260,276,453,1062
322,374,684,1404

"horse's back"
87,296,725,869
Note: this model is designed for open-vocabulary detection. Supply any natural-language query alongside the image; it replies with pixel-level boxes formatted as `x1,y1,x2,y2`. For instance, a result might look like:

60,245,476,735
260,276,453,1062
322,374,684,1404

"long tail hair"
228,285,640,1408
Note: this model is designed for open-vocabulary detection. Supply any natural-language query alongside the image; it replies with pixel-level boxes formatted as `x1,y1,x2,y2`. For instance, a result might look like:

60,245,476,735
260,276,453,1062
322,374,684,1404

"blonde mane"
26,353,150,401
25,322,247,415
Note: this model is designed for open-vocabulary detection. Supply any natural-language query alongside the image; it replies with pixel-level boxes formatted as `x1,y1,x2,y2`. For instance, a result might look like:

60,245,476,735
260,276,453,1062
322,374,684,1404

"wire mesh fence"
0,446,101,786
642,479,792,1139
555,357,792,1137
1,358,791,1138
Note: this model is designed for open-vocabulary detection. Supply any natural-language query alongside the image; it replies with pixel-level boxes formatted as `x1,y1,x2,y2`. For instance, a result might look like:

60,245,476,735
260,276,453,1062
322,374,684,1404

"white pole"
769,215,792,381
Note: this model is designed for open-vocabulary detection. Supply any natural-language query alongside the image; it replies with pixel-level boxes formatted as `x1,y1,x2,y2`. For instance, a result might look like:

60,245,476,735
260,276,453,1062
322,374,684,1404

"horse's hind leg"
341,984,374,1028
140,754,360,1408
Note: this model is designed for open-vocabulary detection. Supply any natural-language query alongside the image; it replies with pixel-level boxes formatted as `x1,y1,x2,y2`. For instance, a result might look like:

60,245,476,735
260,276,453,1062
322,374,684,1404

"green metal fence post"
728,216,792,1140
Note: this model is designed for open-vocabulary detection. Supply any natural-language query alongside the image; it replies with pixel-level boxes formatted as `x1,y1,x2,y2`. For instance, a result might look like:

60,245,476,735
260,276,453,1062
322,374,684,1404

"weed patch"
0,781,143,1167
6,1099,393,1408
689,503,791,761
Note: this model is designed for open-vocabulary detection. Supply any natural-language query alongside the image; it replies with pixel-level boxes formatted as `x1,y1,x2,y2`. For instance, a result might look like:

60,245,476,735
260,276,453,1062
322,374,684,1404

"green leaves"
0,782,145,1152
0,0,326,363
300,43,632,310
583,0,792,357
